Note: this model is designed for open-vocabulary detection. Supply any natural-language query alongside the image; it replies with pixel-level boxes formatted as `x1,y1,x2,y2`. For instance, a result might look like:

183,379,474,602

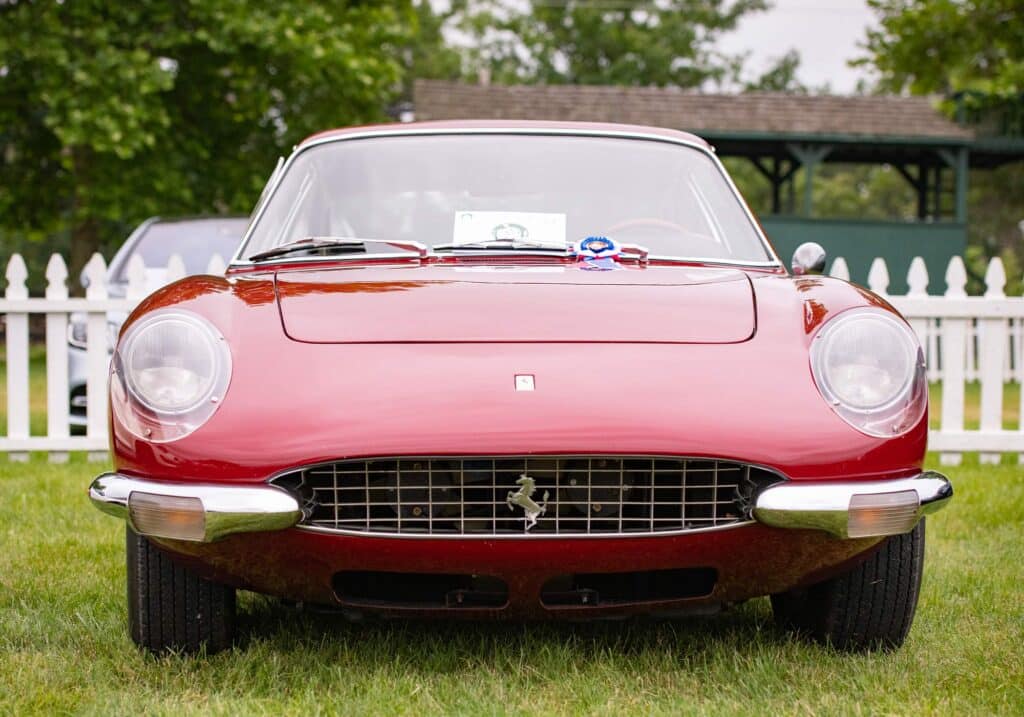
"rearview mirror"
791,242,826,276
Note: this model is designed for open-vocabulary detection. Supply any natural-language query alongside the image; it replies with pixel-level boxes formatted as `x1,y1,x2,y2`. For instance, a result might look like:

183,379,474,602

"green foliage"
403,0,463,97
861,0,1024,98
743,50,804,93
0,1,415,281
965,164,1024,294
811,163,917,220
860,1,1024,137
724,158,918,224
444,0,768,88
859,0,1024,291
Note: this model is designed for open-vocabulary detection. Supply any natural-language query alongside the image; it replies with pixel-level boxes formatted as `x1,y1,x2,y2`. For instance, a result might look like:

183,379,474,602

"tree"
861,0,1023,99
858,0,1024,293
402,0,463,99
743,50,804,93
444,0,769,88
0,1,415,284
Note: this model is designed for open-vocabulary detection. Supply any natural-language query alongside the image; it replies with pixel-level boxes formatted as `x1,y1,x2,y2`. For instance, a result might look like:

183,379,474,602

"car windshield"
240,133,774,264
112,218,249,283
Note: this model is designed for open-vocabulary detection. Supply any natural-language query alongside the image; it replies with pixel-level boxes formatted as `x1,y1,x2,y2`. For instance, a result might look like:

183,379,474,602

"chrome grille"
276,456,774,537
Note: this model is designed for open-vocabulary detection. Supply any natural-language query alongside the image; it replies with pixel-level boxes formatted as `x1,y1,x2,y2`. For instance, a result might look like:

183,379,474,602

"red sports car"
90,121,952,654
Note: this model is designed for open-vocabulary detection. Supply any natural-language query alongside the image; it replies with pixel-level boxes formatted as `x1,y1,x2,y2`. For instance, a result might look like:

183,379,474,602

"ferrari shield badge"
506,474,549,530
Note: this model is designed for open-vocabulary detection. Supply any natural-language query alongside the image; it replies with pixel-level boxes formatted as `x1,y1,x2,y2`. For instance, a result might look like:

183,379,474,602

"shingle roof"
413,80,974,143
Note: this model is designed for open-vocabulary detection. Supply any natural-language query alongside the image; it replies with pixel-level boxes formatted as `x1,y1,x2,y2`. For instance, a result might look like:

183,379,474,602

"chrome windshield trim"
231,252,781,271
645,255,781,268
229,126,783,270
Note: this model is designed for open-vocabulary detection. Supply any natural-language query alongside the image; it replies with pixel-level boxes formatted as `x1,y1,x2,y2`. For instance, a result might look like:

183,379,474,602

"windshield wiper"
248,236,429,262
433,239,650,265
432,239,570,253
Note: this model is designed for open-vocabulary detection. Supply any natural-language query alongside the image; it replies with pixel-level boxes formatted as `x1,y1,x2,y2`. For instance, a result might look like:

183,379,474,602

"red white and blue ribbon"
573,236,621,259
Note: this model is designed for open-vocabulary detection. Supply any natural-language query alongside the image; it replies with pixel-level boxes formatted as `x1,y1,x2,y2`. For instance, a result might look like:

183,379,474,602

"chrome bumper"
90,470,951,544
89,473,302,543
753,471,952,539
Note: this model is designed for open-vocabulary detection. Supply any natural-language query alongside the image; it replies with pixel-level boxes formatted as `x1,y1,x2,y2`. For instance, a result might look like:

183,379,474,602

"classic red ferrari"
90,121,952,654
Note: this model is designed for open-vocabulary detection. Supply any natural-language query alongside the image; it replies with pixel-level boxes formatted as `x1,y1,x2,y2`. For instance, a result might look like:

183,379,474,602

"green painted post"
803,161,815,217
938,147,970,224
787,143,832,218
955,148,969,223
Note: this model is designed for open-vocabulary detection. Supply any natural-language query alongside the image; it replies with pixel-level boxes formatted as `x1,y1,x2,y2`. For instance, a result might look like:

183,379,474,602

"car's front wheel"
126,527,236,654
771,520,925,651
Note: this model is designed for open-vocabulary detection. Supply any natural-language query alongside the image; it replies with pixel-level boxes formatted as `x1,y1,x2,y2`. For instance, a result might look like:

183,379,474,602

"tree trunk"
68,216,100,296
68,146,100,296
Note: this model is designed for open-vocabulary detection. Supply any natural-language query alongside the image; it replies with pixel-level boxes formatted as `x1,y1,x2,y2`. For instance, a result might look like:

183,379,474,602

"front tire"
771,520,925,651
126,527,236,654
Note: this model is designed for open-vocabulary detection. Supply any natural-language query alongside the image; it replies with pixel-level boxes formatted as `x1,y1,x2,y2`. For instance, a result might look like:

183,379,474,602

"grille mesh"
278,456,770,537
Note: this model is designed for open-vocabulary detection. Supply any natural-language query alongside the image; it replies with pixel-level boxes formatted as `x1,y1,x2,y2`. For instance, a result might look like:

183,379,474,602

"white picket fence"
0,251,1021,464
1,251,226,462
830,254,1023,465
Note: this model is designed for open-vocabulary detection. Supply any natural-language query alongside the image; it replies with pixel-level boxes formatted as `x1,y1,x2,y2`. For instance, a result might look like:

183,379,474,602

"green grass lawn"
929,381,1020,431
0,454,1021,715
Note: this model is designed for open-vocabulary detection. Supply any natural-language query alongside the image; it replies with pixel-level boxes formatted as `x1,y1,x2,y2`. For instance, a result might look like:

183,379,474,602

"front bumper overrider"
88,471,952,544
89,473,302,543
752,471,952,538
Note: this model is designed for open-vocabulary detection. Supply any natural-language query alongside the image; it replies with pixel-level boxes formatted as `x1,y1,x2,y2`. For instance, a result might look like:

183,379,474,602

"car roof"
145,215,249,227
299,120,712,150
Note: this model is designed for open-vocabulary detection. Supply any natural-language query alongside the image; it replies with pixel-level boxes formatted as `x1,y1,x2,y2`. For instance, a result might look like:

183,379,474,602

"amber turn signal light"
128,492,206,542
847,490,920,538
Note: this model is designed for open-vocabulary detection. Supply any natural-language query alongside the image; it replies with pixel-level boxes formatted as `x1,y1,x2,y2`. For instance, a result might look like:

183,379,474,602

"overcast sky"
434,0,879,94
718,0,876,93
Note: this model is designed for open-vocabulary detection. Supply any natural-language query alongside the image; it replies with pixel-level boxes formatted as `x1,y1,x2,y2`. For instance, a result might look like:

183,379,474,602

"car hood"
275,263,756,343
116,270,927,482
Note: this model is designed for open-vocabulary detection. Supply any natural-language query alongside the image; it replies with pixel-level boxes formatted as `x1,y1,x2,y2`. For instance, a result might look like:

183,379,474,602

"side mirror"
791,242,826,276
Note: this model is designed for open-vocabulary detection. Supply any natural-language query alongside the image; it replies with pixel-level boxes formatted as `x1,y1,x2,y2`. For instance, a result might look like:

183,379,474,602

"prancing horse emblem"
507,474,549,530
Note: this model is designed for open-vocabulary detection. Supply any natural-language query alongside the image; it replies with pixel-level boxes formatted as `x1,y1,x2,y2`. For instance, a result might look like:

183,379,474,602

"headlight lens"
112,310,231,442
810,309,926,437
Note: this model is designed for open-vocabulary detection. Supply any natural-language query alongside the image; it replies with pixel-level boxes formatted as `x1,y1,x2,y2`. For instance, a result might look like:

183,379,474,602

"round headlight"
810,309,926,437
113,310,231,441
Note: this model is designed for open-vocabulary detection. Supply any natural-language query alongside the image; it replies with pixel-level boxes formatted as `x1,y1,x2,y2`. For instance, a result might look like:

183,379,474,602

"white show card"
452,210,567,246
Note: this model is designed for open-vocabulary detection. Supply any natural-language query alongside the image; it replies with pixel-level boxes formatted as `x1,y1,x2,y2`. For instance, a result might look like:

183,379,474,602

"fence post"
905,257,930,356
206,253,227,276
940,257,968,466
829,257,850,281
867,257,889,296
125,254,147,304
83,253,109,461
978,258,1007,464
166,254,186,283
5,255,30,462
45,254,70,463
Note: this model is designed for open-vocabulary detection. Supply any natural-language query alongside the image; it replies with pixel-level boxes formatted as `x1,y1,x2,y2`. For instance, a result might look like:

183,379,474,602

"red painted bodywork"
110,123,929,618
